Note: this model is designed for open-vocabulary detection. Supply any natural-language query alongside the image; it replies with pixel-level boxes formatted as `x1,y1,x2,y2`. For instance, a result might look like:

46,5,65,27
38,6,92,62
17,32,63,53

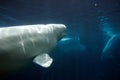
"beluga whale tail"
0,24,67,73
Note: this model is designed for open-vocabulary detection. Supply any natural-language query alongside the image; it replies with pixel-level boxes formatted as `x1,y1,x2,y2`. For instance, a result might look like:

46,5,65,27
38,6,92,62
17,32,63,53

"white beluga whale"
101,35,118,59
58,36,86,53
0,24,66,73
101,26,120,61
101,35,120,61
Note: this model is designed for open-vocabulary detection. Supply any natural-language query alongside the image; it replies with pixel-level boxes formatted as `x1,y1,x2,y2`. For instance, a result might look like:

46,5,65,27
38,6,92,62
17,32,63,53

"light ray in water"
0,13,18,22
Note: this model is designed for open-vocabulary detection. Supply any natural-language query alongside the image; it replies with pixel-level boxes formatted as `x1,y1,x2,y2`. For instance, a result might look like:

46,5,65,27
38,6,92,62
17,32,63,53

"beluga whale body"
0,24,67,73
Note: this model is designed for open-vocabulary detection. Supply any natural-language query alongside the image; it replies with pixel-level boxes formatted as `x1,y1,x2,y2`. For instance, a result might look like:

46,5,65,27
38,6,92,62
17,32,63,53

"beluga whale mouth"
0,24,67,73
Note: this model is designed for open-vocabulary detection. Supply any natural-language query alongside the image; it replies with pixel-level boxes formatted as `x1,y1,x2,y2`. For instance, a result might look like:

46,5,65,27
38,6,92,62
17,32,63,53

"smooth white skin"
0,24,66,72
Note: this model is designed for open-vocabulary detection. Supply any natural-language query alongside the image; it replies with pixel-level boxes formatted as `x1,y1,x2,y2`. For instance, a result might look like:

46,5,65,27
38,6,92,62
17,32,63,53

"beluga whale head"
0,24,67,74
32,24,67,68
47,24,67,41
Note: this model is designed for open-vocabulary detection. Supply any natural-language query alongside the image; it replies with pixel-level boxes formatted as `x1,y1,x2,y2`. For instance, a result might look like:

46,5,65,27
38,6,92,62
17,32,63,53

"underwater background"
0,0,120,80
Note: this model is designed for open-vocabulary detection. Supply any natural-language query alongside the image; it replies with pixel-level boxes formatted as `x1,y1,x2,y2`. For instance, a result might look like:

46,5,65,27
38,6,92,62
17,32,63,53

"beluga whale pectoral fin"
33,53,53,68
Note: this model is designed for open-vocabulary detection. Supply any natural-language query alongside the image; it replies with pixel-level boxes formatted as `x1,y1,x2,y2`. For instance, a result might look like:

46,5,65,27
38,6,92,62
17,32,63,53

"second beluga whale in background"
0,24,67,73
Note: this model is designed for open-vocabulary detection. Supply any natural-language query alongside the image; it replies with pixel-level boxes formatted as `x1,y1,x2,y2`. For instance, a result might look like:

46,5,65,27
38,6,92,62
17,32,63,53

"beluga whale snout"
0,24,67,73
46,24,67,41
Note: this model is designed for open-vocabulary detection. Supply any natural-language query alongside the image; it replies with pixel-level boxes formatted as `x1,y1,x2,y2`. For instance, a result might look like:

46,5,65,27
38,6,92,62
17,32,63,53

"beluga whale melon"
0,24,67,73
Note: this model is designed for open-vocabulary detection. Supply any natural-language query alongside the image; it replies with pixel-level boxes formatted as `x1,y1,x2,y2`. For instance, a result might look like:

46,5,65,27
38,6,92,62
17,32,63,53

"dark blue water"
0,0,120,80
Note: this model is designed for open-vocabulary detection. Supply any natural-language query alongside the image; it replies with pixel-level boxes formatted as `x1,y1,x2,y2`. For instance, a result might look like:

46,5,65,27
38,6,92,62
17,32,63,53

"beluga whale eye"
0,24,67,74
